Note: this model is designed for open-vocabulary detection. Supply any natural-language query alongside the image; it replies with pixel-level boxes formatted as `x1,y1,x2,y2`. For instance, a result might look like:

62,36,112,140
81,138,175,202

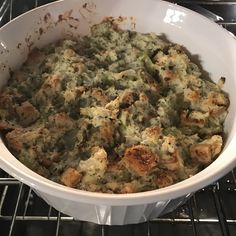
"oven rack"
0,0,236,235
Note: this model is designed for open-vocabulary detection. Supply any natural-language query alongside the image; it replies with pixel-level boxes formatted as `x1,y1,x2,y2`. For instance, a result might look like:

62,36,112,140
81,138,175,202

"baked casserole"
0,21,229,193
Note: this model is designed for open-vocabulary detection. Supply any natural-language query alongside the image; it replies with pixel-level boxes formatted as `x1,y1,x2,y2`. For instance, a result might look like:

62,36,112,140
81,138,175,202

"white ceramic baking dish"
0,0,236,225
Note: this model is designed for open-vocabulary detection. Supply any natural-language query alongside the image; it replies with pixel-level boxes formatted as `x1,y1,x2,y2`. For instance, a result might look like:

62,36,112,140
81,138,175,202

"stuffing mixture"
0,21,229,193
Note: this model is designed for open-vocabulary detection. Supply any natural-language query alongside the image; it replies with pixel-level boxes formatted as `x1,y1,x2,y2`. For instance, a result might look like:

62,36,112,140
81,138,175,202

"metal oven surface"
0,0,236,235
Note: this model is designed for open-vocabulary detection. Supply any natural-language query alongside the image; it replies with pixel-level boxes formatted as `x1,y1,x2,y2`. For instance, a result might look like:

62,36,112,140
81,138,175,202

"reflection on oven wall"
168,0,236,35
0,0,236,236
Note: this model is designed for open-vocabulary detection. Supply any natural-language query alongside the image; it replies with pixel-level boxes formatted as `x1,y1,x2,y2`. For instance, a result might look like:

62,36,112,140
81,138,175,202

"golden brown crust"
0,90,20,109
5,129,23,154
91,88,109,105
184,89,200,102
42,74,63,92
201,91,229,114
60,167,82,188
143,126,162,139
34,74,64,104
190,135,222,165
105,90,137,110
120,182,137,193
122,145,158,176
160,150,183,171
190,144,213,165
6,127,51,156
48,112,74,130
155,171,174,188
98,121,114,143
15,101,40,126
180,110,208,128
139,92,149,102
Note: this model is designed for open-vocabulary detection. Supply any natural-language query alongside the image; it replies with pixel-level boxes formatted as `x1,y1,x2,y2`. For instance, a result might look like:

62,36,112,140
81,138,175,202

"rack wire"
0,0,236,235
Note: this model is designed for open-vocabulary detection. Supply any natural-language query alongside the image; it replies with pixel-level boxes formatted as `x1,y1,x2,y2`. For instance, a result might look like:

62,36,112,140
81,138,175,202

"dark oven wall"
0,1,236,236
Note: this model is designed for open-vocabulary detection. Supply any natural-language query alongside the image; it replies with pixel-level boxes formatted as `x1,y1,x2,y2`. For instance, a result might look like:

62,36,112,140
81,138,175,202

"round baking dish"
0,0,236,225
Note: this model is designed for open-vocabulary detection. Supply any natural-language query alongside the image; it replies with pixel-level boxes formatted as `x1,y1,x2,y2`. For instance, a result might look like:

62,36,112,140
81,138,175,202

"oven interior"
0,0,236,235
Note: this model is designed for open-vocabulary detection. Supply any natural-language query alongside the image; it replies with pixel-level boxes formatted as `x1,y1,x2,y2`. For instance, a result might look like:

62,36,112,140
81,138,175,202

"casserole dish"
0,0,236,225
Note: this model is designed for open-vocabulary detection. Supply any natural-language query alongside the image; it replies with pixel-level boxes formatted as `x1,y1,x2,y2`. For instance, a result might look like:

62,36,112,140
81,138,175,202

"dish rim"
0,0,236,205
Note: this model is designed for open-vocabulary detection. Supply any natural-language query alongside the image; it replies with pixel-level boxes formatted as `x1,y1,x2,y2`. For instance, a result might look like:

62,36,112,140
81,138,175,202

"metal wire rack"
0,0,236,235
